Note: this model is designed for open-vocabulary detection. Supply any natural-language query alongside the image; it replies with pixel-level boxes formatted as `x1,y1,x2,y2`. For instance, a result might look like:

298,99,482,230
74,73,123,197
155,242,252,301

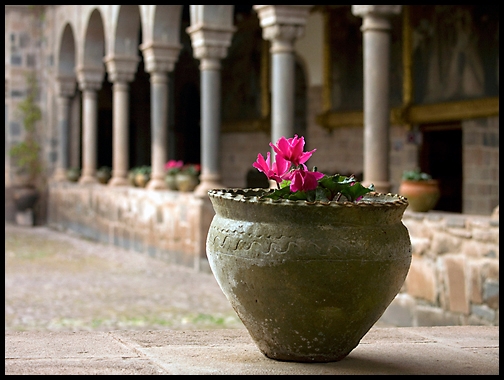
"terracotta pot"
398,180,440,212
134,173,150,188
66,168,80,182
96,169,111,184
206,188,412,363
165,173,178,190
175,172,199,192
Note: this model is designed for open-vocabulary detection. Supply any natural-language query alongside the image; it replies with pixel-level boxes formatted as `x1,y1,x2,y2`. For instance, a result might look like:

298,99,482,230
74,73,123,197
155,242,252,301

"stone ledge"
5,326,499,375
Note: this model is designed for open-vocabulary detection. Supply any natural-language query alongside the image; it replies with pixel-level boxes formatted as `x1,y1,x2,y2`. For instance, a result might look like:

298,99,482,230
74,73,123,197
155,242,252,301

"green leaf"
340,182,375,202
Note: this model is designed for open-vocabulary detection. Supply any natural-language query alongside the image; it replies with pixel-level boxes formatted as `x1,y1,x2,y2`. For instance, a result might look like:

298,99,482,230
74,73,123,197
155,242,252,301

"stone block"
405,255,437,304
430,232,462,255
379,293,416,327
442,254,469,314
482,280,499,309
467,260,483,304
470,304,496,323
415,305,462,326
481,259,499,280
15,209,34,226
460,240,496,258
409,237,430,256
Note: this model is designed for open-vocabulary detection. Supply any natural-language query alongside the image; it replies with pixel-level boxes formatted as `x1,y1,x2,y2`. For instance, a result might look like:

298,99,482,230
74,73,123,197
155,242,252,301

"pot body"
66,168,80,182
399,180,440,212
96,170,111,184
165,173,178,190
134,173,149,188
206,189,411,363
176,172,198,192
13,186,40,211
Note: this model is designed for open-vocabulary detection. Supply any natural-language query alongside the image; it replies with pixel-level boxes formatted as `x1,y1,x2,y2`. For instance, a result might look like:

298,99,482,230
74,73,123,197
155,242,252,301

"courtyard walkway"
4,223,499,374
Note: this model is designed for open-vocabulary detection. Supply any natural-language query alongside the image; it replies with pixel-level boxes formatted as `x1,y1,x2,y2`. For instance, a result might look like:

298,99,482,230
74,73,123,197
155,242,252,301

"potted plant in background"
176,163,200,192
164,159,184,190
399,169,440,212
206,135,412,363
96,166,112,184
133,165,151,188
8,73,43,224
66,167,80,182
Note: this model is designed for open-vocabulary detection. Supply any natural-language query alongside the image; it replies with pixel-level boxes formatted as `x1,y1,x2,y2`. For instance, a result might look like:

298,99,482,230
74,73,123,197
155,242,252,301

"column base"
53,168,68,182
146,178,167,190
108,176,131,187
79,175,98,184
194,179,225,198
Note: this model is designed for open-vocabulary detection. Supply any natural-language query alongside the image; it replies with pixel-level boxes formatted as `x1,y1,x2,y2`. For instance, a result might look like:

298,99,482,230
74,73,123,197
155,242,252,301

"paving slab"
5,326,499,375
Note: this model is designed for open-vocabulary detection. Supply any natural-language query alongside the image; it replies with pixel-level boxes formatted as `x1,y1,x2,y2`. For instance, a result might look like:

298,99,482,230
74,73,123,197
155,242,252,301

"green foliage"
9,72,43,183
262,174,375,203
130,166,151,178
402,169,432,181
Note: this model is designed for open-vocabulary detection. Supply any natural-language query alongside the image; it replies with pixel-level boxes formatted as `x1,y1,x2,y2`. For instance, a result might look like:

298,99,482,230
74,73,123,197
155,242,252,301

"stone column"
53,76,76,181
254,5,312,146
352,5,402,194
104,55,139,187
77,67,103,184
186,23,235,197
141,43,181,190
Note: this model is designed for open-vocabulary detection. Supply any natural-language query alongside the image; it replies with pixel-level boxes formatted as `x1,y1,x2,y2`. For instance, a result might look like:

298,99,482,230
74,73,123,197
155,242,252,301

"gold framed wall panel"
317,96,499,130
318,5,499,131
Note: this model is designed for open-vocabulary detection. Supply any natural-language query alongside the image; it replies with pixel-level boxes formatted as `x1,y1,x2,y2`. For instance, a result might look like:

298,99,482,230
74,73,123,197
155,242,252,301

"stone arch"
151,5,183,45
82,8,106,69
189,5,234,27
57,23,76,77
113,5,142,56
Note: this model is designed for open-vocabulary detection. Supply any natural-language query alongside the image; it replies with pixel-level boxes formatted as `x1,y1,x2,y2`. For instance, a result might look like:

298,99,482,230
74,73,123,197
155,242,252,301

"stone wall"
48,182,499,327
380,209,499,327
47,182,215,272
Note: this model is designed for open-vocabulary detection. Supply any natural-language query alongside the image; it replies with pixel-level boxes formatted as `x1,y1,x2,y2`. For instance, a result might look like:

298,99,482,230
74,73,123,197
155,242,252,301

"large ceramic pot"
206,188,412,363
13,186,40,212
399,179,440,212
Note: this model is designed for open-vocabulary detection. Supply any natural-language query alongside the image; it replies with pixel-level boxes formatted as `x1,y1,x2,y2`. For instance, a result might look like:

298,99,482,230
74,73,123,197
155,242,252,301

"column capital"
76,65,104,92
140,42,182,73
253,5,312,53
351,5,402,18
186,23,235,61
104,54,139,83
56,75,76,97
352,5,402,32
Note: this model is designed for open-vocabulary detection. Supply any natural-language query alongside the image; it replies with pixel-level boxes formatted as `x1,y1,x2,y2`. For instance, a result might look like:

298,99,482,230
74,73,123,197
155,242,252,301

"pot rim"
208,188,408,209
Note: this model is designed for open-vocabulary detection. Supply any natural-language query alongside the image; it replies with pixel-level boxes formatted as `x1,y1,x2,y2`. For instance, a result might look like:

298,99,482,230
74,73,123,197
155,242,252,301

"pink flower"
253,152,290,184
269,135,316,167
287,169,324,192
165,160,184,170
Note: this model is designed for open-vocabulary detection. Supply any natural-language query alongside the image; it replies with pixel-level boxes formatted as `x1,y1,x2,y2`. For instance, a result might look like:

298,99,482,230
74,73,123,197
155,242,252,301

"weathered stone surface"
405,254,437,303
442,254,469,314
47,184,499,327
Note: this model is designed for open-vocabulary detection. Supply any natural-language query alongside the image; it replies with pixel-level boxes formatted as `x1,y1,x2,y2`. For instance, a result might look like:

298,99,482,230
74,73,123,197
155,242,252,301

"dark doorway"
97,72,113,168
171,4,201,165
419,122,462,212
128,48,151,168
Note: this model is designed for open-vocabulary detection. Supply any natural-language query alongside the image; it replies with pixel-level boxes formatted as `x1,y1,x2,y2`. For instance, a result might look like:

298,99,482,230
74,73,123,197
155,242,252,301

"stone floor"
5,327,499,375
4,223,499,374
